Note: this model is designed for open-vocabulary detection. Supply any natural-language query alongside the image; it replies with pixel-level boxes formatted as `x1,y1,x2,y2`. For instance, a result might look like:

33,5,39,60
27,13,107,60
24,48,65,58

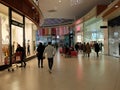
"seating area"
59,47,78,57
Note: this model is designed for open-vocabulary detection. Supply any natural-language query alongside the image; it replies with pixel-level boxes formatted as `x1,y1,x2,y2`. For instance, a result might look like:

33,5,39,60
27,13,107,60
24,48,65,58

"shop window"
0,4,9,66
25,18,37,57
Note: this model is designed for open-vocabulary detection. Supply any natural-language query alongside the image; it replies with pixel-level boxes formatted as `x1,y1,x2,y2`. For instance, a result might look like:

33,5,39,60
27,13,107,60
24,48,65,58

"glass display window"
25,18,37,57
0,4,9,66
109,26,120,57
11,25,23,54
84,18,104,42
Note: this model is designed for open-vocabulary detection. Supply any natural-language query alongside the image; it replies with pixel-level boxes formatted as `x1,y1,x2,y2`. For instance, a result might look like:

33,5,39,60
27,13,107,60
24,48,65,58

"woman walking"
37,42,45,68
86,42,91,57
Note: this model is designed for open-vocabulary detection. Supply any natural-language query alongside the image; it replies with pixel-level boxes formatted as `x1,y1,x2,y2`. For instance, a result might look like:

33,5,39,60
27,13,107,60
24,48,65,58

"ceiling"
39,0,114,27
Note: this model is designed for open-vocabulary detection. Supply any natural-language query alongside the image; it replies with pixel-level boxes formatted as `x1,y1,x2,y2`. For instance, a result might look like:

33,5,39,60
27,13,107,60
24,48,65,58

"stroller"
8,52,22,72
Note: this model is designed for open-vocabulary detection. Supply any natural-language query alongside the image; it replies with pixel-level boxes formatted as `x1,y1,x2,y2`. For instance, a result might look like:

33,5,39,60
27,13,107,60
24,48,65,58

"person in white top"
43,42,56,73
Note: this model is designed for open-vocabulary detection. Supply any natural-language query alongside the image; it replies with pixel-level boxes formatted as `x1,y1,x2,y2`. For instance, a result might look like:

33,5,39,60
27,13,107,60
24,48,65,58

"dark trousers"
21,58,26,67
96,52,99,57
38,57,43,67
48,58,53,70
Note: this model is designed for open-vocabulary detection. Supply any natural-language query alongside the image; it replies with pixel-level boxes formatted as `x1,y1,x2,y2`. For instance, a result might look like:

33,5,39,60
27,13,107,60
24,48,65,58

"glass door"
11,25,23,54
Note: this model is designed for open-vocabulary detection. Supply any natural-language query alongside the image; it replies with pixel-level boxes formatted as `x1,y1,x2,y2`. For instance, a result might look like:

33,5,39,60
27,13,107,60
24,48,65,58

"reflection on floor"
0,51,120,90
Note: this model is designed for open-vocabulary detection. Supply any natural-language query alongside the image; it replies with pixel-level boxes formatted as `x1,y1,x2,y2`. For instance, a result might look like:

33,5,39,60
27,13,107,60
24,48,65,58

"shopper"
82,42,86,57
99,42,103,52
86,42,91,57
16,44,26,67
37,42,45,68
75,42,79,52
43,42,56,73
94,42,100,57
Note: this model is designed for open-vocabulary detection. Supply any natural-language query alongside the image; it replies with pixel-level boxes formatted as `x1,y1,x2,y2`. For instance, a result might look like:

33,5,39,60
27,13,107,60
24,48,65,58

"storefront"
25,18,37,57
0,4,9,66
75,23,83,43
108,16,120,57
0,3,37,67
83,17,104,43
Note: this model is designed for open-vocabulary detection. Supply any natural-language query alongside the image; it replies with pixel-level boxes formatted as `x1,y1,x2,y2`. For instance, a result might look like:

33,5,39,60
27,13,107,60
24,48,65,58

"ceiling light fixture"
70,0,81,6
32,6,35,9
115,5,119,8
59,0,61,3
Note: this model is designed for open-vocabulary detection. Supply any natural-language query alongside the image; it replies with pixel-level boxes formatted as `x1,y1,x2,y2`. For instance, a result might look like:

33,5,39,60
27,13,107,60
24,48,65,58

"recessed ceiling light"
59,0,61,3
115,5,119,8
32,7,35,9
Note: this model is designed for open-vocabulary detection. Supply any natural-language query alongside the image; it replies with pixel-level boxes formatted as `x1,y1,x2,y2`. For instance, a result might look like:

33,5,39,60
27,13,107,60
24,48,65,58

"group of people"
15,41,56,73
36,42,56,73
15,41,102,73
75,41,103,57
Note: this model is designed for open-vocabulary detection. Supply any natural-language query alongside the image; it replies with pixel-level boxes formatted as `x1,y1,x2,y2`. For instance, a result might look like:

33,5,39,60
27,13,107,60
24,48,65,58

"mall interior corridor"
0,50,120,90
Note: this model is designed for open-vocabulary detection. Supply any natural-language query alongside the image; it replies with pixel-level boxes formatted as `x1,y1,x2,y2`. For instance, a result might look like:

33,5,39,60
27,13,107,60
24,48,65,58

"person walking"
16,44,26,67
75,42,79,52
94,42,100,57
82,42,86,57
43,42,56,73
37,42,45,68
86,42,91,57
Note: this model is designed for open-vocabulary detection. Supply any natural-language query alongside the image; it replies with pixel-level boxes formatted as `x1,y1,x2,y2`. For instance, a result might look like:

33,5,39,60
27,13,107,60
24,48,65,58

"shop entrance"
9,9,25,65
11,25,23,54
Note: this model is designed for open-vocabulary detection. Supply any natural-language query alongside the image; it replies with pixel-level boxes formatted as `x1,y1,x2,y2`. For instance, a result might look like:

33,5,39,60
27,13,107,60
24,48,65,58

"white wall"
103,20,108,55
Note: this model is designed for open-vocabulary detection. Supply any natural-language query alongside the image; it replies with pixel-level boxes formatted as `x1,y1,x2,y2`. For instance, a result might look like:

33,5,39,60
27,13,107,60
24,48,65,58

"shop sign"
11,20,24,27
100,26,108,29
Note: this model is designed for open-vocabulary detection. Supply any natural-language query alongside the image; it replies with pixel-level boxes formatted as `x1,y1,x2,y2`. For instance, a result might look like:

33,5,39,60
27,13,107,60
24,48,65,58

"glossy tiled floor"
0,51,120,90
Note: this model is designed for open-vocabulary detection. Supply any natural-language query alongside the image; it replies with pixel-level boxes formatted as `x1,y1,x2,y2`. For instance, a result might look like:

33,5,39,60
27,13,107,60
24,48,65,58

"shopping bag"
16,56,21,61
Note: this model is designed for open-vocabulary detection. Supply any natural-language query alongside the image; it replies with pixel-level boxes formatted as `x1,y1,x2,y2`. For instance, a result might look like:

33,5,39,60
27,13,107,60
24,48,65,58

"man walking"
43,42,56,73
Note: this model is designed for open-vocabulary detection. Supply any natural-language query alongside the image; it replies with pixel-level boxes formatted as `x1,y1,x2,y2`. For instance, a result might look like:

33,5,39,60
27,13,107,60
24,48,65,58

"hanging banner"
59,27,63,36
51,28,56,35
48,28,51,35
42,28,45,36
45,28,49,35
56,28,59,35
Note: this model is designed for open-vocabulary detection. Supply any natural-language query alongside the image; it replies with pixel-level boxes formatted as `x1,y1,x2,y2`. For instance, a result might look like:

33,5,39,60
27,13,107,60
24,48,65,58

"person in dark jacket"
37,42,45,68
16,44,26,67
94,42,100,57
75,42,79,52
82,42,86,57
